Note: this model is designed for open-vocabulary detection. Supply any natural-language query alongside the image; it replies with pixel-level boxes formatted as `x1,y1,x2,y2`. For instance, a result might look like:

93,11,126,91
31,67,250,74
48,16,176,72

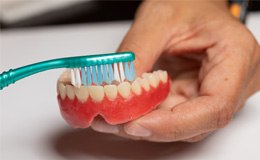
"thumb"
123,96,224,142
117,6,170,76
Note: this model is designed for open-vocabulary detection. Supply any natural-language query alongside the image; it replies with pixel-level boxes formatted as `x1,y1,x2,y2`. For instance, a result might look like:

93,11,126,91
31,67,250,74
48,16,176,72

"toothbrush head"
69,52,135,87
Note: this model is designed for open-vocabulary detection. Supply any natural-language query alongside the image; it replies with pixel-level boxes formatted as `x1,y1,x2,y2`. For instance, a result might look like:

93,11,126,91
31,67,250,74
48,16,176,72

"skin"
91,0,260,142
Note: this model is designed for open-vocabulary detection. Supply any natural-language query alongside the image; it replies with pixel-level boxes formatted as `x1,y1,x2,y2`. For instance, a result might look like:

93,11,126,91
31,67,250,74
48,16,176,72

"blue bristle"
108,64,114,83
86,66,92,85
124,62,131,81
81,67,87,85
92,66,98,85
81,60,135,86
97,65,103,85
129,61,135,81
103,64,110,84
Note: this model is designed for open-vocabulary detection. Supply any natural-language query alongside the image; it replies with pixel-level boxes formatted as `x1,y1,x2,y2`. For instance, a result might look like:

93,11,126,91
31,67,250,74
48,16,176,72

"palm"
154,54,201,110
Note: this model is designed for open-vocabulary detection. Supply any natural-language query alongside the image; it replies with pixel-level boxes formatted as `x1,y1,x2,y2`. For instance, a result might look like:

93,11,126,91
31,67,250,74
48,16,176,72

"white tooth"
66,85,75,100
142,73,151,78
159,71,168,83
131,80,142,95
135,77,142,82
75,86,89,103
118,82,131,99
88,86,104,102
104,85,118,100
58,83,66,100
148,74,159,88
138,78,150,91
153,70,160,77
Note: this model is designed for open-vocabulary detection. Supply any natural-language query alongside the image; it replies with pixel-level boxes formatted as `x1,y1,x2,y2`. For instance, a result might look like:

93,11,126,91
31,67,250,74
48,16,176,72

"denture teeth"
142,73,151,78
138,78,150,92
118,81,131,99
88,86,104,102
147,74,159,88
104,85,118,100
66,85,75,100
75,86,89,103
131,79,142,95
158,70,168,83
58,83,66,100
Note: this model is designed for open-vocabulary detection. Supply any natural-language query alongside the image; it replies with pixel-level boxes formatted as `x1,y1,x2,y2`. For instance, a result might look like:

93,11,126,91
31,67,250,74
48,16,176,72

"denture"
57,70,170,128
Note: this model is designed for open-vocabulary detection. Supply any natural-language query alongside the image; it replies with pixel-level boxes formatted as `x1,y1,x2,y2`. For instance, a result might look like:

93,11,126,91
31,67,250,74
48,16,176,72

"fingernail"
125,124,151,137
91,121,119,134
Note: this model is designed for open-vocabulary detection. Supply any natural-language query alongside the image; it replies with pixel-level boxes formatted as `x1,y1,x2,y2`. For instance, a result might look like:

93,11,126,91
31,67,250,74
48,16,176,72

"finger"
117,3,172,76
182,132,211,143
91,117,120,134
122,96,228,142
91,118,142,141
166,29,215,55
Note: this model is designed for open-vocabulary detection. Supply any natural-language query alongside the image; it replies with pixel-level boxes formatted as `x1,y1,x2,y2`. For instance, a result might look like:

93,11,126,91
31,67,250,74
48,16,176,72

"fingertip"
124,122,151,137
91,119,119,134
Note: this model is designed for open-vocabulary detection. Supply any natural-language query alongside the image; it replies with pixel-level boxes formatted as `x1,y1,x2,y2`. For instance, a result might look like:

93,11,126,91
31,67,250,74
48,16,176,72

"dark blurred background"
0,0,259,30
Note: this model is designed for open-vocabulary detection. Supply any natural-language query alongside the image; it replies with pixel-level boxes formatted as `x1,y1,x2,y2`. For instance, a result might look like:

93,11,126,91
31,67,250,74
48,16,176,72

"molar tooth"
159,71,168,83
118,82,131,99
88,86,104,102
138,78,150,91
75,86,89,103
104,85,118,100
148,74,159,88
142,73,152,78
131,80,141,95
58,83,66,100
66,85,75,100
153,70,160,77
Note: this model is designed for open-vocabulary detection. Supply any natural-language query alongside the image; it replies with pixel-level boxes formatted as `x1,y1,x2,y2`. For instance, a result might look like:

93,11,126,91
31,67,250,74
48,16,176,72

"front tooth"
118,82,131,99
104,85,117,100
75,86,89,103
148,74,159,88
131,80,142,95
159,71,168,83
138,78,150,91
66,85,75,100
58,83,66,100
88,86,104,102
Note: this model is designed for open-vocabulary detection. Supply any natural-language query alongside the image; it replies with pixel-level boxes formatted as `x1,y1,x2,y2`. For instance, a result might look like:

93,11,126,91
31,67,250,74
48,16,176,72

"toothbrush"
0,52,135,90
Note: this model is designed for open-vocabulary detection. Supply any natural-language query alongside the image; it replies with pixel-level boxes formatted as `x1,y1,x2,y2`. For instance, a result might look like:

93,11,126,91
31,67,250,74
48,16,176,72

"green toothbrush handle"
0,52,135,90
0,59,68,90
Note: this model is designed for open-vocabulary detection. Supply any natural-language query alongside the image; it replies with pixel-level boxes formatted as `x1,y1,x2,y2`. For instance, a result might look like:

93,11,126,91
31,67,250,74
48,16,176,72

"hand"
91,1,260,142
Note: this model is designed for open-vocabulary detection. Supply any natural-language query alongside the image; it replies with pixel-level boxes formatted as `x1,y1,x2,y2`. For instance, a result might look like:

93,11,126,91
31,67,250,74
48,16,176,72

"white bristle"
113,63,121,82
70,69,76,86
119,62,125,82
75,68,82,88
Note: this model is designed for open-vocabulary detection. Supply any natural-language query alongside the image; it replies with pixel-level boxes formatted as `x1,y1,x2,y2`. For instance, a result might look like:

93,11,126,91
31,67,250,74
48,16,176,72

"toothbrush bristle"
102,64,110,84
70,60,135,87
119,62,125,82
81,67,87,85
92,66,98,85
75,68,81,87
108,64,114,83
113,63,121,82
70,69,76,86
86,67,92,85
